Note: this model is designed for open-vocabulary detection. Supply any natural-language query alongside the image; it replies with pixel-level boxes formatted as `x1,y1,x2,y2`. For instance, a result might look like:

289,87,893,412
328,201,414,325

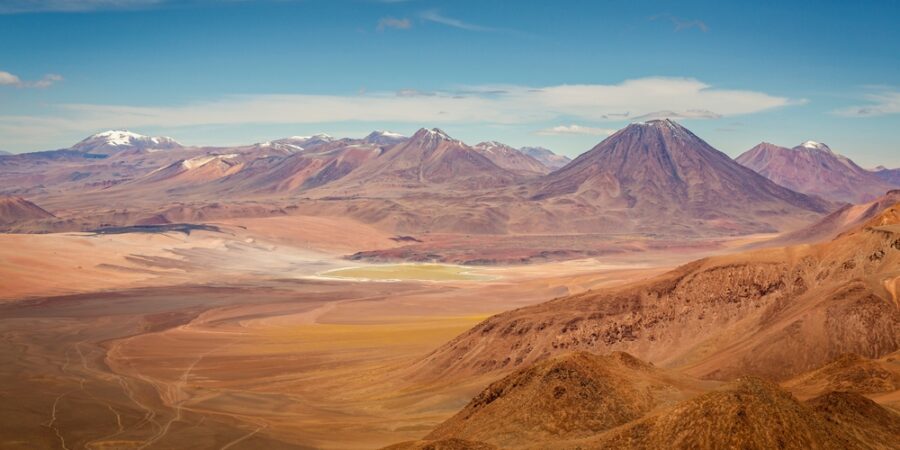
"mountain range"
529,119,832,235
3,119,898,240
736,141,897,203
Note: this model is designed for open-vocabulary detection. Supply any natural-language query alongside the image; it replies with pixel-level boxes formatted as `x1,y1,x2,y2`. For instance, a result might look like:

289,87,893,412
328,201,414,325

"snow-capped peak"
800,140,832,152
72,130,181,153
287,133,333,142
408,128,465,147
426,128,451,139
371,130,405,138
638,118,680,128
633,118,692,140
93,130,147,146
413,127,456,141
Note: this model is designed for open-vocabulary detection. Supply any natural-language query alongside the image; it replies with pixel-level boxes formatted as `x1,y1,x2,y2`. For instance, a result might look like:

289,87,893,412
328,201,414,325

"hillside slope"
414,204,900,382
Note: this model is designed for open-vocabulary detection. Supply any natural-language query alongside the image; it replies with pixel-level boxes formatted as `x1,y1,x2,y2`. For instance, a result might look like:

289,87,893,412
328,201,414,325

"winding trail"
68,341,132,447
43,348,74,450
219,425,266,450
136,341,236,450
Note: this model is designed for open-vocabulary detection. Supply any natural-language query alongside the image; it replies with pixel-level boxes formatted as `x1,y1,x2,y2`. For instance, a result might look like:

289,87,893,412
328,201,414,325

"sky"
0,0,898,167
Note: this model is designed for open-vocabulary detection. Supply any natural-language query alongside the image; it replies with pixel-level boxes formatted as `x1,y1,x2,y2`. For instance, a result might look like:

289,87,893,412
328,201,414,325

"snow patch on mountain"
800,140,832,152
72,130,181,153
182,154,238,170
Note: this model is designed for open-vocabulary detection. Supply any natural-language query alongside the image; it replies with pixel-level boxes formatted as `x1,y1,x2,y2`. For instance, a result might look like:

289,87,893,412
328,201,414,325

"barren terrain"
0,214,684,449
1,122,896,449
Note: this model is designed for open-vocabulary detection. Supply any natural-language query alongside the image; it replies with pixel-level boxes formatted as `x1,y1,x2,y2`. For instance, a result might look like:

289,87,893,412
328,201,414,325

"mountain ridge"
736,141,895,203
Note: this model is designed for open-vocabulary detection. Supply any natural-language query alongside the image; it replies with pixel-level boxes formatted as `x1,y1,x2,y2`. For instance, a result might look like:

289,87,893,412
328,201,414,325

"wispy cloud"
419,10,495,32
0,77,797,146
31,74,64,88
0,70,63,88
377,16,411,31
396,88,436,97
833,88,900,117
651,13,709,32
632,109,722,121
537,125,616,136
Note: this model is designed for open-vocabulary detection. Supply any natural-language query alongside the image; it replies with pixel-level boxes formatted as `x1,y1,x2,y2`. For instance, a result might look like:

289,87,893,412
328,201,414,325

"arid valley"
2,1,900,449
2,118,900,449
0,215,681,449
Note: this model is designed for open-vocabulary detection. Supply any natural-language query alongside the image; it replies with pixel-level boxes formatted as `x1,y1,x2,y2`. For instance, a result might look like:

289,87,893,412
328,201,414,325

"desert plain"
0,213,710,449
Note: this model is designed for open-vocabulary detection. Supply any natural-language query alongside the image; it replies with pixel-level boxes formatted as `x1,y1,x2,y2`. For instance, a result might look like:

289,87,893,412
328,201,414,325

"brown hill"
0,196,55,225
132,154,244,185
805,391,900,450
765,190,900,246
318,128,521,196
390,353,900,449
736,141,895,203
578,377,889,450
422,351,712,448
98,141,384,200
217,143,383,193
530,120,832,235
414,204,900,382
783,352,900,400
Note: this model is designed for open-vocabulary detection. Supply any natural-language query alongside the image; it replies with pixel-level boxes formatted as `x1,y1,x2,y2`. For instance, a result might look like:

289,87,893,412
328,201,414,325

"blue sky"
1,0,898,166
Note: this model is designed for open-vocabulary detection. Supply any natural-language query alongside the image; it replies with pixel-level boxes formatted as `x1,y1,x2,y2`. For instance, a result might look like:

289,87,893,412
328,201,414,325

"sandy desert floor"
0,215,753,449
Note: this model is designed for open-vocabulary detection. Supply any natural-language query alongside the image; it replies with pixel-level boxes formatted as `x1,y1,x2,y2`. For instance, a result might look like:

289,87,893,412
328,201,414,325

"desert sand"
0,213,688,449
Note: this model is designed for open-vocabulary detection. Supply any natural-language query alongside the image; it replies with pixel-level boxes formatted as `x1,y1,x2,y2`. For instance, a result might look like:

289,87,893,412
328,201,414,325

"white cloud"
833,89,900,117
0,77,797,146
0,70,63,88
632,109,722,121
419,10,494,32
537,125,616,136
377,17,411,31
0,71,22,85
